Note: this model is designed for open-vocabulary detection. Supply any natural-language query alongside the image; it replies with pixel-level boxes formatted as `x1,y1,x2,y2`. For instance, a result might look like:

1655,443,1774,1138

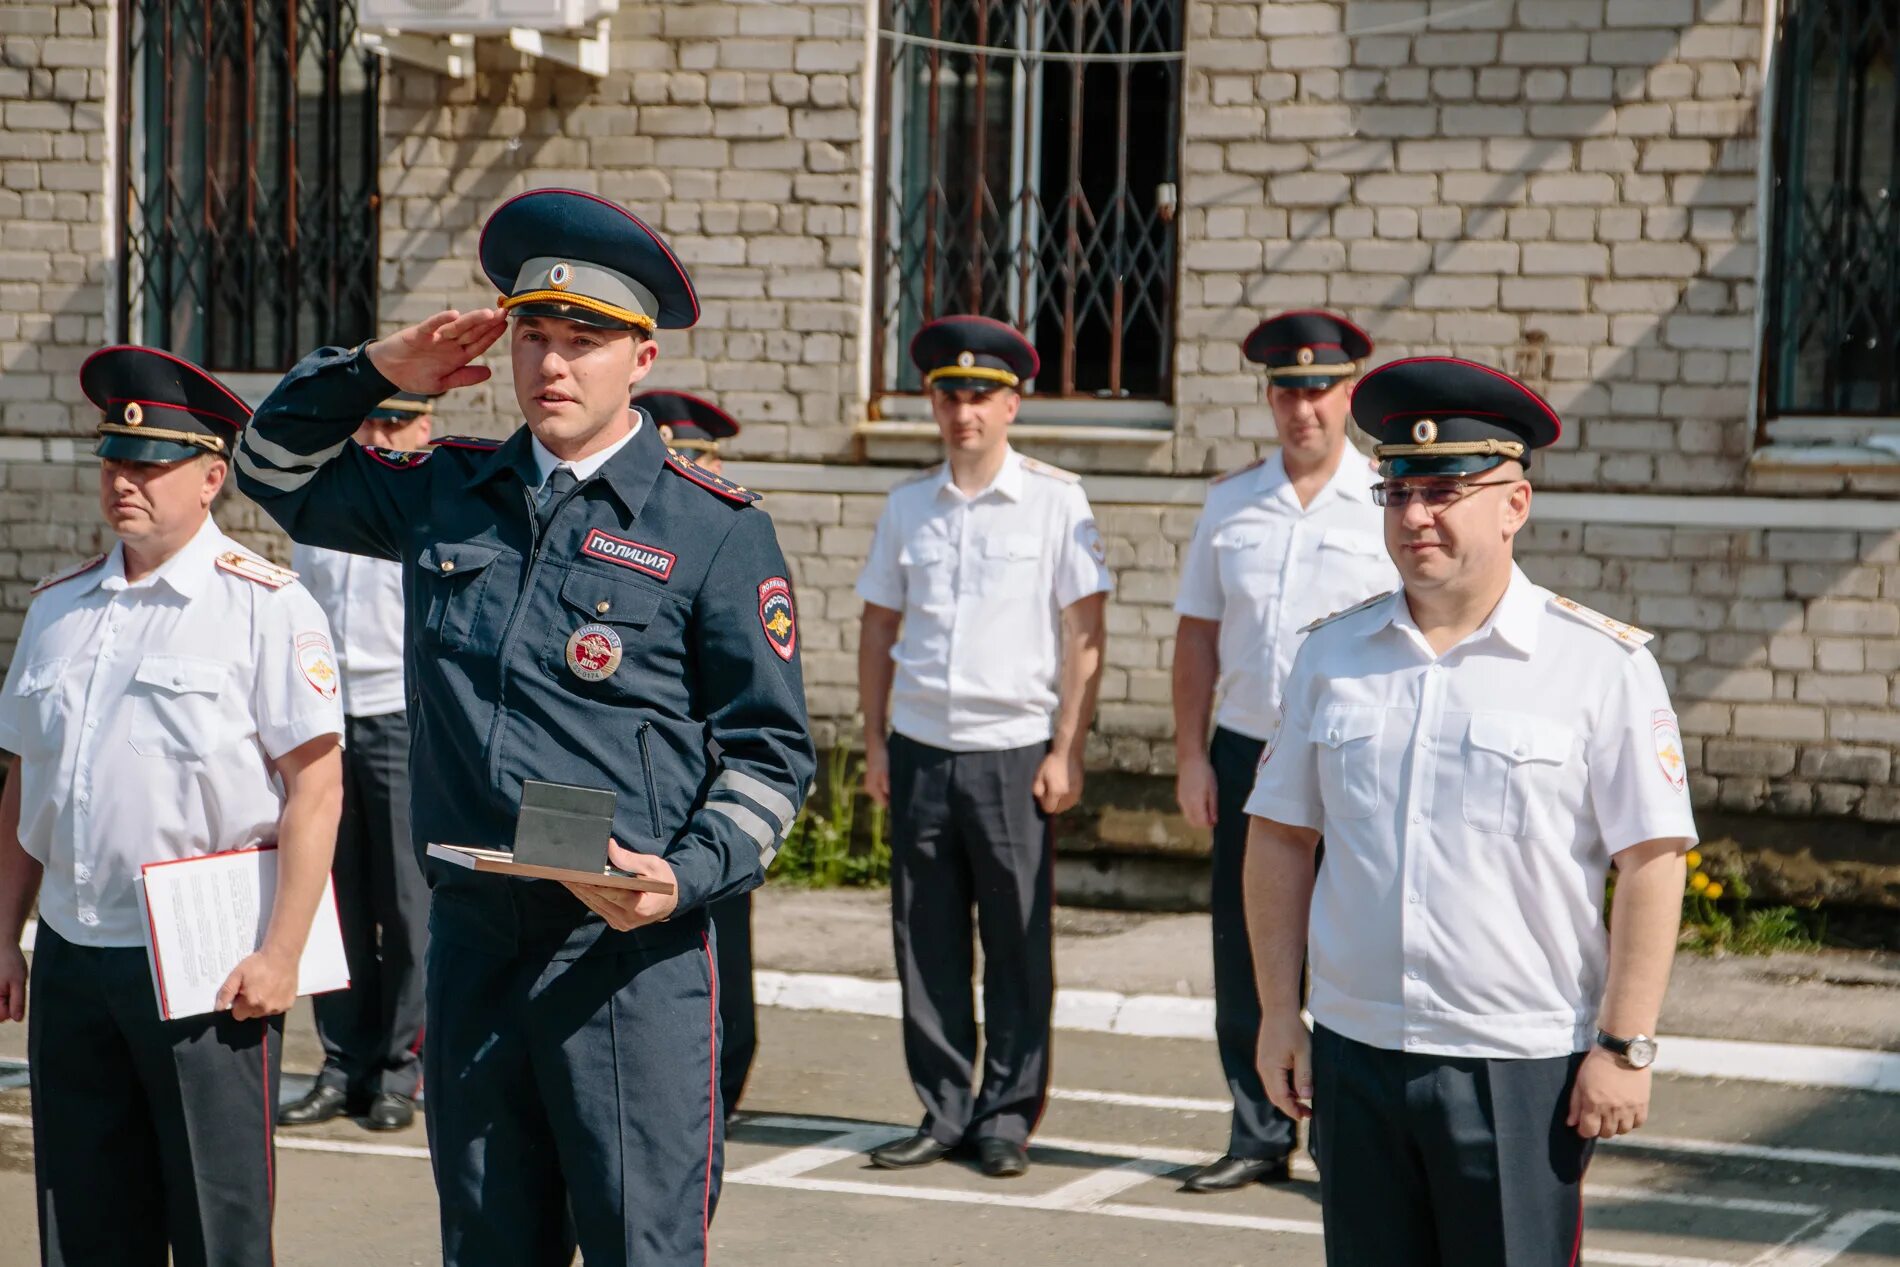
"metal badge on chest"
565,623,624,682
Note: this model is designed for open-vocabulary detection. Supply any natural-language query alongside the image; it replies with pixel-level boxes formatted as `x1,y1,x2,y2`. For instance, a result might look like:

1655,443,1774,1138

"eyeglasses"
1371,478,1521,511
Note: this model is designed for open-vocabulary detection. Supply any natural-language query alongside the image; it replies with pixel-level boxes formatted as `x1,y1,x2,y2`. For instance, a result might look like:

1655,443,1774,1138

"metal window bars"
1766,0,1899,417
872,0,1184,402
118,0,381,372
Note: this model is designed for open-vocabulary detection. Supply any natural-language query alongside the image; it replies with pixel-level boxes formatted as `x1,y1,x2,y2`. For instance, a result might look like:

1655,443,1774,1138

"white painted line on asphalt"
1588,1184,1823,1218
1660,1038,1900,1096
1609,1133,1900,1176
724,1125,906,1183
1030,1158,1179,1210
1752,1210,1900,1267
0,1057,29,1091
1050,1085,1228,1112
277,1136,433,1161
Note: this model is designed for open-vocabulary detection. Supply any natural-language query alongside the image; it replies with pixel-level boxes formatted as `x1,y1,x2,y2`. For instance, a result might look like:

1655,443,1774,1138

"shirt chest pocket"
130,655,235,760
1213,525,1285,590
898,539,955,609
1461,713,1575,837
417,542,509,651
1313,705,1383,821
543,570,664,695
8,657,68,757
978,533,1042,594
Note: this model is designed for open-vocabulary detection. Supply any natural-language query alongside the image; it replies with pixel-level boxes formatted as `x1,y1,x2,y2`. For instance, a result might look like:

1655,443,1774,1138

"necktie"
535,466,580,535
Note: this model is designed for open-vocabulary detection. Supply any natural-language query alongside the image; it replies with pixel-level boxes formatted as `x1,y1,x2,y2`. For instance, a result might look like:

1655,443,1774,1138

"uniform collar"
466,412,664,520
528,411,643,485
933,445,1024,504
1262,447,1379,509
1384,564,1543,658
98,514,227,600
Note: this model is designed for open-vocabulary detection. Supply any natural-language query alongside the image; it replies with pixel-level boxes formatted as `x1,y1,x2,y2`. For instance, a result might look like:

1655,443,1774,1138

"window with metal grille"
871,0,1183,406
119,0,380,373
1765,0,1898,417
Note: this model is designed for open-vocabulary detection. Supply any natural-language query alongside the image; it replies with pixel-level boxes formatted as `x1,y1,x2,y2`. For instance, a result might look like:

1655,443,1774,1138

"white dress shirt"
0,517,345,947
291,544,407,718
528,414,640,487
1246,566,1699,1060
1174,451,1397,741
856,447,1114,752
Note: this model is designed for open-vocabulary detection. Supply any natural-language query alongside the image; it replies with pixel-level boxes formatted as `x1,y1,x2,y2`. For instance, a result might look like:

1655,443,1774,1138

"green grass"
769,747,890,888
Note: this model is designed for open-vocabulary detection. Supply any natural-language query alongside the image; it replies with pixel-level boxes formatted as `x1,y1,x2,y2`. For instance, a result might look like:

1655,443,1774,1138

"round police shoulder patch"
758,576,796,662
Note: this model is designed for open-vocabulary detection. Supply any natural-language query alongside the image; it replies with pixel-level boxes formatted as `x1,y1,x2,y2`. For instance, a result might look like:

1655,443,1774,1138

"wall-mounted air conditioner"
358,0,616,36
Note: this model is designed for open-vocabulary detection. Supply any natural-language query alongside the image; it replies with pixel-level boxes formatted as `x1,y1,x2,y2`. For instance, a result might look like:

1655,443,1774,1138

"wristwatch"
1595,1029,1658,1070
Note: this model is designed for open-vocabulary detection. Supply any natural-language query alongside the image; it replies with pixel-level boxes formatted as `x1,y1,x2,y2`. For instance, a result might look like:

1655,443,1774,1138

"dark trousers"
28,925,282,1267
888,732,1053,1148
314,709,429,1099
710,891,756,1112
423,928,721,1267
1311,1024,1593,1267
1209,726,1299,1160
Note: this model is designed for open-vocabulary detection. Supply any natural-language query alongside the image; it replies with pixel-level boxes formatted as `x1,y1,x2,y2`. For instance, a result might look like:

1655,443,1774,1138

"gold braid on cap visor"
499,291,657,331
1372,438,1526,460
924,365,1020,388
667,437,719,454
1265,361,1357,379
96,423,228,455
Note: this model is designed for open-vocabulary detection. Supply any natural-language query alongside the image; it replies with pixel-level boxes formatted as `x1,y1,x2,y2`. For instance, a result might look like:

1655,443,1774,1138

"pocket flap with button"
981,533,1040,562
133,654,227,697
898,541,949,567
1319,529,1383,556
1314,705,1383,748
1212,525,1275,551
1466,713,1572,765
559,571,661,628
14,658,66,695
418,541,505,578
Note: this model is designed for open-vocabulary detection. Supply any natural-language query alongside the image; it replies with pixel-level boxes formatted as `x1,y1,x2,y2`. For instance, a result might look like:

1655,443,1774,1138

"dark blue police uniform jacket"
235,345,815,959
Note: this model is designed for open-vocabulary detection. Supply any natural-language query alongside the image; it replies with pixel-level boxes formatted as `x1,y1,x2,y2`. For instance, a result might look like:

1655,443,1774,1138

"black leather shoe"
1180,1154,1292,1192
977,1138,1029,1178
364,1093,416,1132
869,1132,955,1169
277,1085,350,1128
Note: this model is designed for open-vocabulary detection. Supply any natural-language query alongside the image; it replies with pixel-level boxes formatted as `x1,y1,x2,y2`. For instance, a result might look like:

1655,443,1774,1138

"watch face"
1626,1038,1658,1069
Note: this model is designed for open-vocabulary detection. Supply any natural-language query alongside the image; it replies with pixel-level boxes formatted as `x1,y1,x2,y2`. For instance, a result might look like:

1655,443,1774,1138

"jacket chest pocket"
978,532,1042,594
130,655,234,760
543,569,663,696
1461,713,1575,837
1314,705,1383,821
898,539,954,609
417,542,509,652
1213,525,1285,591
8,657,69,757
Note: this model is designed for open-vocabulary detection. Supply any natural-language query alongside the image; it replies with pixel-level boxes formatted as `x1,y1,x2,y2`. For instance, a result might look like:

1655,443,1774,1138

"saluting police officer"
0,347,345,1267
235,189,816,1267
1243,358,1697,1266
856,316,1111,1179
630,388,758,1122
1171,311,1397,1193
279,391,435,1133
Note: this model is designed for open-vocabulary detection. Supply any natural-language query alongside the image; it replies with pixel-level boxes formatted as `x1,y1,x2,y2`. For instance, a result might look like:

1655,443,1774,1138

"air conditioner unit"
358,0,617,36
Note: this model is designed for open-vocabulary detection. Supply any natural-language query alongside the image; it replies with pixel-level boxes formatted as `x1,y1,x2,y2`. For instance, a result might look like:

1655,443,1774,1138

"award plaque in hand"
426,780,675,894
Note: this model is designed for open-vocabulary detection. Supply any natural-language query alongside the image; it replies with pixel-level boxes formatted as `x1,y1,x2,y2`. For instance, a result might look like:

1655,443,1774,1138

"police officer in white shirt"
1171,311,1397,1194
857,316,1111,1180
1243,358,1697,1266
279,391,433,1134
0,346,345,1267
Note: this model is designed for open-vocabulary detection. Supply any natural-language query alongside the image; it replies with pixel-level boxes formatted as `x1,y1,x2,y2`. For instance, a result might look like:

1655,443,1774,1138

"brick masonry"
0,0,1894,846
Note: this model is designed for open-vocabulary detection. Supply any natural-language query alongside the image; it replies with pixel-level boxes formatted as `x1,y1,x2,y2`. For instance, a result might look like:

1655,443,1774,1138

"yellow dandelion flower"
1689,872,1710,892
1704,881,1724,899
1685,850,1701,869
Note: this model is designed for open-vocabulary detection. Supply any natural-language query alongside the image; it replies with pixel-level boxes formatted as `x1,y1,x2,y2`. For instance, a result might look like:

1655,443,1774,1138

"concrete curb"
756,969,1900,1095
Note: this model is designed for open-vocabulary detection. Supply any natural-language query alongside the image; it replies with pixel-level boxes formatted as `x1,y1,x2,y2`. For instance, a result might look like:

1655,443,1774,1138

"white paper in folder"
135,846,350,1021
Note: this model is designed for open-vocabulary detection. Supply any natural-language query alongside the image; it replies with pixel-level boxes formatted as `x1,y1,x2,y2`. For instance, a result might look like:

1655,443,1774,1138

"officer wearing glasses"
1242,357,1698,1266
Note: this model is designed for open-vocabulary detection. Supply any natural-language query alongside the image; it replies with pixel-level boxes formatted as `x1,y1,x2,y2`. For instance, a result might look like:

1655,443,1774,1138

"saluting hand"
563,838,680,932
217,947,300,1021
365,309,510,395
0,944,26,1023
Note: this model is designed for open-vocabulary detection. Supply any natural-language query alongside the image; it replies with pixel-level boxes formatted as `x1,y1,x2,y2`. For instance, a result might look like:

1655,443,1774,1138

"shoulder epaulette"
1549,595,1654,648
215,550,297,590
1210,458,1267,486
32,554,105,594
664,451,760,505
1021,456,1081,484
1299,590,1393,635
363,446,432,470
429,435,503,451
894,463,942,489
